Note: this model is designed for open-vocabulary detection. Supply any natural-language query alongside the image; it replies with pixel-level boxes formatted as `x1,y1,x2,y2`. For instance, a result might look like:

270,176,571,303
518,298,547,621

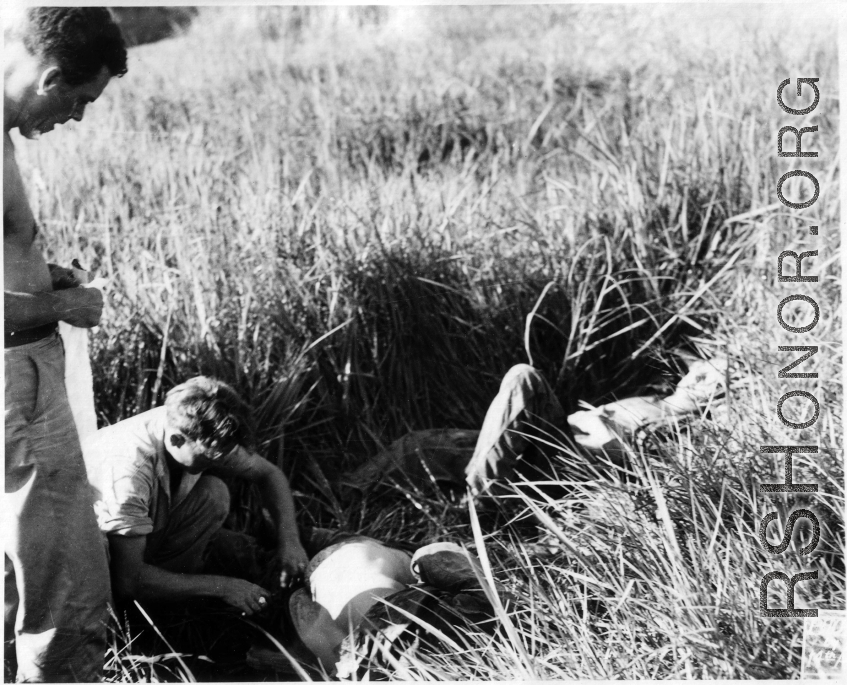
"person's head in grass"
4,7,127,138
163,377,255,474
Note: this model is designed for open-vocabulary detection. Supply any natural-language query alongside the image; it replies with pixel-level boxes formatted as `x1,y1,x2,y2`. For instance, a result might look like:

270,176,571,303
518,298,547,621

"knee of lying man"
501,364,544,391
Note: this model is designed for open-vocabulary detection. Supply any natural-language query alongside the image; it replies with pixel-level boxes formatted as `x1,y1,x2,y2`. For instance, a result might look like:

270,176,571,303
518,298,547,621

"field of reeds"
13,4,842,680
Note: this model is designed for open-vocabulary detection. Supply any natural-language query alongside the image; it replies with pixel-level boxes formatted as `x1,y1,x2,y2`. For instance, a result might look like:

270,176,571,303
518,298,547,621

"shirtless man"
4,8,127,681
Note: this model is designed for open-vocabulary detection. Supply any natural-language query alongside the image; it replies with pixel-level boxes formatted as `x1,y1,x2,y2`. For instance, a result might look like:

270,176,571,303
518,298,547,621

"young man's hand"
216,577,271,615
277,542,309,589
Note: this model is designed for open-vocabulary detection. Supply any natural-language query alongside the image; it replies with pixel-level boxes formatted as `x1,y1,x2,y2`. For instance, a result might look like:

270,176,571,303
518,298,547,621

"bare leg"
568,357,727,454
467,358,727,494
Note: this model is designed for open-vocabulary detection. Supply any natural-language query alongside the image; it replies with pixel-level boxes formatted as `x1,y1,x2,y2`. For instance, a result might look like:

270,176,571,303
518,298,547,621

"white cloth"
290,538,415,673
59,322,98,444
58,275,107,443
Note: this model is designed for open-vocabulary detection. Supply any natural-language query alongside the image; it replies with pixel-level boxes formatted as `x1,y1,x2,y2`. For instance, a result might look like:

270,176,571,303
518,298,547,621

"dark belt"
4,322,59,348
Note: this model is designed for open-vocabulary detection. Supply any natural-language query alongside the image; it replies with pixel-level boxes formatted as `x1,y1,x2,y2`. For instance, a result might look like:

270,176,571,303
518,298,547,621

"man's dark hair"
165,377,254,455
21,7,128,86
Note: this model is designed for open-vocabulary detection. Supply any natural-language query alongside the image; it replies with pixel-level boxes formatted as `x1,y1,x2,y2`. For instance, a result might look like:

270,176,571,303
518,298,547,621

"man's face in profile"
22,65,111,140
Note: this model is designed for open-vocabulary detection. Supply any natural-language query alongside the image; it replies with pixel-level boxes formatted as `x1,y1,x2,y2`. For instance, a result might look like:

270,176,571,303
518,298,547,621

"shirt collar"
146,406,202,507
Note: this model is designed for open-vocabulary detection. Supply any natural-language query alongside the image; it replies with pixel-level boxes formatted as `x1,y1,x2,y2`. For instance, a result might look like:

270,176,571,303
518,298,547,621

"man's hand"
277,542,309,589
219,452,309,589
57,287,103,328
216,577,271,616
48,263,85,290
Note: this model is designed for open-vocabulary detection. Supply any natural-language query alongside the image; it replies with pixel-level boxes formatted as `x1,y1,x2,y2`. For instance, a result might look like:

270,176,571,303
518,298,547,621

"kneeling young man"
83,377,308,616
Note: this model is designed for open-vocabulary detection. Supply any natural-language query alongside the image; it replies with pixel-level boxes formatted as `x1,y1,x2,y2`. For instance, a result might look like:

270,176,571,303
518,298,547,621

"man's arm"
3,131,104,331
109,535,270,615
4,287,104,331
213,451,308,587
257,462,309,586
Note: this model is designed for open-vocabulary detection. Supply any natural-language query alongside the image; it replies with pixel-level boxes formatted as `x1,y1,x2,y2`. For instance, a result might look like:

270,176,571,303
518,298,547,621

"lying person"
82,377,309,616
256,361,730,677
259,362,728,678
345,357,727,497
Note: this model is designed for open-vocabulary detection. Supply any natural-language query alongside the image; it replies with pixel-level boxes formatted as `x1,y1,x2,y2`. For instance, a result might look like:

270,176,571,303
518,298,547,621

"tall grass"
13,4,841,680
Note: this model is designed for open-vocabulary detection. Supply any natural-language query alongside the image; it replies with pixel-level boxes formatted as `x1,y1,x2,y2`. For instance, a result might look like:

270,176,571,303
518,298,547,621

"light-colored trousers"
464,364,568,495
4,334,110,682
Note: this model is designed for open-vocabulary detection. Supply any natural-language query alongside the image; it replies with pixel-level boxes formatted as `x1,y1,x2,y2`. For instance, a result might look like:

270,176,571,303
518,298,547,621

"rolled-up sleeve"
98,462,155,536
82,410,167,538
88,441,157,536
